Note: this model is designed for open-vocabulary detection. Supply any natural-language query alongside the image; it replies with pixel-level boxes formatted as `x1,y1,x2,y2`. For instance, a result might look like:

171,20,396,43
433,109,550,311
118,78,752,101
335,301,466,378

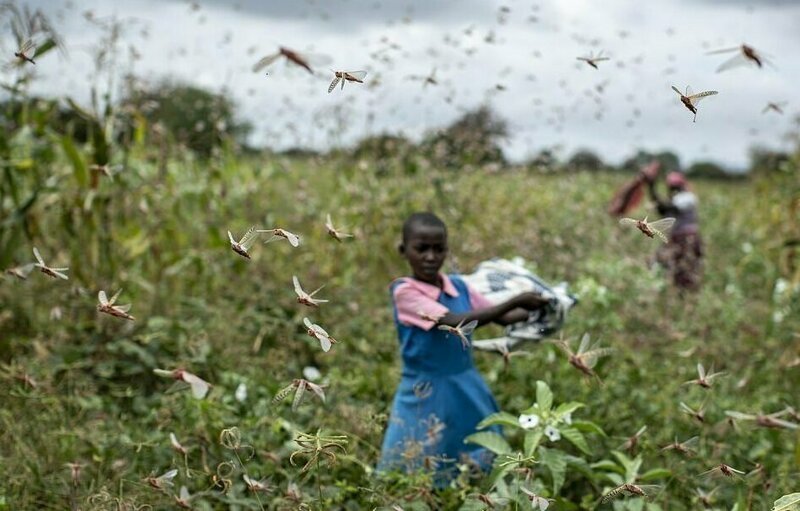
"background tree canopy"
121,81,253,157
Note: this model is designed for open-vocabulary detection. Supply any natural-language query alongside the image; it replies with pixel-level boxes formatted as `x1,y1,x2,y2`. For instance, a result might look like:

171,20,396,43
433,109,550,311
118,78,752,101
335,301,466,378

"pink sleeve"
393,283,449,331
467,284,494,310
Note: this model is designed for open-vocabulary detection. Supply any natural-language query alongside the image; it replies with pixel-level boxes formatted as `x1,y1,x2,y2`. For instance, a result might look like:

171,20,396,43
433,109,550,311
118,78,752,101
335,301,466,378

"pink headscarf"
666,171,688,189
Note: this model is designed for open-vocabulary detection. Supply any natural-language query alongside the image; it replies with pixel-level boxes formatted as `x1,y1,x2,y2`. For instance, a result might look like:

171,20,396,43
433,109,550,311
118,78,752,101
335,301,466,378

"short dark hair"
402,212,447,244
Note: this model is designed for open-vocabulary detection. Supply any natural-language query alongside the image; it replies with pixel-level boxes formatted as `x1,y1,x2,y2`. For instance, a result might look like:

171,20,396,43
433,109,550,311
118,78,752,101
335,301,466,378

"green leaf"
121,229,151,259
488,459,515,487
773,493,800,511
536,380,554,412
639,468,671,482
540,447,567,494
67,97,97,122
612,451,642,482
628,498,645,511
464,432,511,455
555,401,585,416
32,39,56,59
477,411,521,430
571,420,607,437
611,451,633,467
524,429,543,457
591,459,624,473
60,134,87,187
0,190,37,229
565,454,596,481
561,427,591,455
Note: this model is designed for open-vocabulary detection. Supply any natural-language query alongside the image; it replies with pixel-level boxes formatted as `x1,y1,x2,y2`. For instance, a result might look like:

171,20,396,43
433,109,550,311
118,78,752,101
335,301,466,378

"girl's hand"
514,291,550,311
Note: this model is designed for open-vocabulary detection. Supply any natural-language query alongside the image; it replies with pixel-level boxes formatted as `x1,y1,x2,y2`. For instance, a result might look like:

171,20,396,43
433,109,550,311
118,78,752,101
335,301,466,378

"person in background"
646,171,704,291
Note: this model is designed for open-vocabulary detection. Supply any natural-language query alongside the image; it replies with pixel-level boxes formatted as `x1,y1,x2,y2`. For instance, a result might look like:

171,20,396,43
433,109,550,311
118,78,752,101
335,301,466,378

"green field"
1,124,799,511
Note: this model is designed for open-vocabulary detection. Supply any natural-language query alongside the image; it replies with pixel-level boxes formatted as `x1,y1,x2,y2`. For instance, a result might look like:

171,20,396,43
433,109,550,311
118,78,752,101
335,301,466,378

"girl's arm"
437,292,549,328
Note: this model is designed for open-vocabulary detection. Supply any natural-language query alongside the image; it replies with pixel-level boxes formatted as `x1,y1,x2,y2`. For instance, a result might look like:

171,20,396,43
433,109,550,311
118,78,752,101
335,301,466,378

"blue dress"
378,275,501,482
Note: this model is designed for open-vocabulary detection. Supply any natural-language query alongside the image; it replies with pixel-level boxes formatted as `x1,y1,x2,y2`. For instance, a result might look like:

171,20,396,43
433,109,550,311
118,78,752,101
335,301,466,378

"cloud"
6,0,800,169
197,0,492,29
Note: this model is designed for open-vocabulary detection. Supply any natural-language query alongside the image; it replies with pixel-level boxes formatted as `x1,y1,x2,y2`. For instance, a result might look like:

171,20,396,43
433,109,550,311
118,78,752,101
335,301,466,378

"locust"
552,333,613,380
328,70,368,93
228,226,260,259
661,435,699,456
153,369,211,399
325,213,354,242
437,319,478,349
97,289,135,321
258,228,301,247
601,483,662,502
304,317,338,352
577,51,610,69
33,247,69,280
293,275,329,307
671,85,718,122
273,378,327,411
683,363,725,389
619,216,675,243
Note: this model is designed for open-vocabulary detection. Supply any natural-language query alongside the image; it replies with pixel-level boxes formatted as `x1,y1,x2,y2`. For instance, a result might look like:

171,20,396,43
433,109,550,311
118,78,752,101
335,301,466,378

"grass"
1,144,799,510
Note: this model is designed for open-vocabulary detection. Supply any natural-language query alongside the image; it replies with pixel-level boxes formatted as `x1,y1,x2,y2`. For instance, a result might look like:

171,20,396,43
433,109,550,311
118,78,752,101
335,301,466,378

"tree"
622,150,681,173
748,146,790,176
420,106,508,169
686,161,735,180
120,82,252,157
351,133,413,161
528,148,559,172
567,149,604,171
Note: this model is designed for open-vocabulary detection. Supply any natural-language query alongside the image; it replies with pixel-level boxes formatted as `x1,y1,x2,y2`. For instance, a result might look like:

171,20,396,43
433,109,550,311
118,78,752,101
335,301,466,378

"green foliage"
622,150,681,173
567,148,606,171
0,88,799,510
420,106,508,169
686,160,738,180
749,146,792,176
121,81,252,157
469,381,609,501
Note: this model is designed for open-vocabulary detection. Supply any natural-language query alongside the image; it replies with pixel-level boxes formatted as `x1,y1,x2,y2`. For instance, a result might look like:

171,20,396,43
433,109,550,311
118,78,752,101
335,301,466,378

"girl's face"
400,225,448,285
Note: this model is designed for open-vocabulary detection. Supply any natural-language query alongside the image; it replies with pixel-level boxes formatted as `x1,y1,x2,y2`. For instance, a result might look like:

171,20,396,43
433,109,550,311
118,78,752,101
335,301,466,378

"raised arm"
437,292,549,328
647,179,676,216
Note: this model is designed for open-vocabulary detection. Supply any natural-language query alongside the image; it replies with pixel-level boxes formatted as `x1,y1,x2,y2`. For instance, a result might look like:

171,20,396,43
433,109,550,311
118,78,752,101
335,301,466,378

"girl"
378,212,550,483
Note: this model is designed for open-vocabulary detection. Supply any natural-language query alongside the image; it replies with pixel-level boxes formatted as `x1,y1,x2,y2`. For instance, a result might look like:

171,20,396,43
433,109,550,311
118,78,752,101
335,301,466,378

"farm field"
2,0,800,509
1,140,799,509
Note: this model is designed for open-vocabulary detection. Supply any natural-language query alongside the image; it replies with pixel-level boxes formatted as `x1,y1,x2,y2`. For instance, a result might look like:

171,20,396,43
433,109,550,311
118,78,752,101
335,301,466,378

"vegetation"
1,6,798,510
1,84,799,509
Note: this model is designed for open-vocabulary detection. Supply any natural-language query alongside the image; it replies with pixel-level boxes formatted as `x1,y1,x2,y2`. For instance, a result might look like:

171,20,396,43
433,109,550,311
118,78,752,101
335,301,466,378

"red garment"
608,161,661,216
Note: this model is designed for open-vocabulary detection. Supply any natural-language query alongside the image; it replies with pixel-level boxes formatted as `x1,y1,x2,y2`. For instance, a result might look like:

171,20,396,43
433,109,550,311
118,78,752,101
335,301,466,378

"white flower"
544,425,561,442
235,383,247,402
562,412,572,425
741,242,753,254
519,414,541,429
774,278,788,296
303,366,322,381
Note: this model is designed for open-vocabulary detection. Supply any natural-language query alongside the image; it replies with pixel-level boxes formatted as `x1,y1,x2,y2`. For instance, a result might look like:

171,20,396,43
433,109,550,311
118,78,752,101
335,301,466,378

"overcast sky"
4,0,800,169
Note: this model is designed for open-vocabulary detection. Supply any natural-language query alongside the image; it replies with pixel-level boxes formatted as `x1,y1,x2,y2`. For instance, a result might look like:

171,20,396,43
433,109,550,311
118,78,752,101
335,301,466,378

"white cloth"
672,191,697,211
460,257,577,352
